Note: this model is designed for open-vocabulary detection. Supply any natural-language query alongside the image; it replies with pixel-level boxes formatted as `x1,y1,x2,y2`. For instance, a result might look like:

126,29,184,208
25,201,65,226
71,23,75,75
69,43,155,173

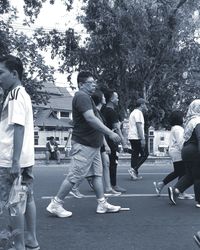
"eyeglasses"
83,81,97,85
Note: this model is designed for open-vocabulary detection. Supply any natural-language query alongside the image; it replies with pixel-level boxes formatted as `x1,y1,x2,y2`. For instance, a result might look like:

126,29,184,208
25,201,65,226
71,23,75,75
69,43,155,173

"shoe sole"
96,208,121,214
178,196,194,200
69,191,84,199
104,193,121,197
168,187,176,205
46,207,72,218
128,169,138,180
194,235,200,247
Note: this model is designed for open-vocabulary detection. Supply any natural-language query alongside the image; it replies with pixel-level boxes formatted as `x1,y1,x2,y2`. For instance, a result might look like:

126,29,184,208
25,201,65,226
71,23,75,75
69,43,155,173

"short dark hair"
92,89,103,106
77,71,93,84
0,55,23,80
101,87,115,103
169,111,184,126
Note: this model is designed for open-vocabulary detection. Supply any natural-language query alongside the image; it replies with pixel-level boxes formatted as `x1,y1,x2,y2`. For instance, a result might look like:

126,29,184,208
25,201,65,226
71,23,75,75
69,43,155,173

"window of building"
47,137,59,141
60,111,69,118
34,131,39,145
149,138,154,154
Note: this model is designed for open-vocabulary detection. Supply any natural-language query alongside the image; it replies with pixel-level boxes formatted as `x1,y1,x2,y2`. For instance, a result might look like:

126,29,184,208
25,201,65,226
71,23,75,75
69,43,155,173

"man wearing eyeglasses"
47,71,122,217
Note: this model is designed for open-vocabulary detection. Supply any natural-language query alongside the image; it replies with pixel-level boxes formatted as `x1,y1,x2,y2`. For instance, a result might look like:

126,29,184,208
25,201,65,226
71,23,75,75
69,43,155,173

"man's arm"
112,122,127,147
83,109,121,143
11,123,24,179
136,122,145,147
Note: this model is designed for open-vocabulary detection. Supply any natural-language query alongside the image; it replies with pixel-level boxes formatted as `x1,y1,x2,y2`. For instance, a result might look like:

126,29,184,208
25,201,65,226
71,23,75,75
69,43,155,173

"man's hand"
141,139,146,149
108,131,121,143
105,145,111,154
10,161,20,181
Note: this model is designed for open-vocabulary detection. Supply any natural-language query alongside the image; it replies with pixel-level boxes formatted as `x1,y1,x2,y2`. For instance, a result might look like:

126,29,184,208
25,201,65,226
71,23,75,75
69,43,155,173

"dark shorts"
49,151,58,160
0,166,34,212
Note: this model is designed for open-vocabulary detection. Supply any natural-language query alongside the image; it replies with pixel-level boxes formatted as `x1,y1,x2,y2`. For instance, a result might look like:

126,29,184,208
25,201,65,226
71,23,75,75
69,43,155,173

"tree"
0,0,77,104
76,0,200,128
2,0,200,128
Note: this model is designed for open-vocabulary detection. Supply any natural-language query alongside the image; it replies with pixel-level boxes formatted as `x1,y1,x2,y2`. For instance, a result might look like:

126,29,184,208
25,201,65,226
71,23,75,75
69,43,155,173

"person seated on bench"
46,136,61,164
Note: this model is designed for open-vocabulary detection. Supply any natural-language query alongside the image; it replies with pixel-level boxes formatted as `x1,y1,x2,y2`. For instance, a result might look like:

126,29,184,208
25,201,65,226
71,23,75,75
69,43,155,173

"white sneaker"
153,182,164,196
69,188,85,198
96,199,121,214
128,168,137,180
46,199,72,218
178,193,194,200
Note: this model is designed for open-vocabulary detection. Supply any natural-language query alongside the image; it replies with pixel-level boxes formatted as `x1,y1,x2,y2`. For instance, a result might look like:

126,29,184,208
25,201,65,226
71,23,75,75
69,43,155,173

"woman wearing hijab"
168,99,200,207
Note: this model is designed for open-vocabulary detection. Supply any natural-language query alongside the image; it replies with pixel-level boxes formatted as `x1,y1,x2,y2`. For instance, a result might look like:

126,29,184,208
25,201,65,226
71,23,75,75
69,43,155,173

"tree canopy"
1,0,200,128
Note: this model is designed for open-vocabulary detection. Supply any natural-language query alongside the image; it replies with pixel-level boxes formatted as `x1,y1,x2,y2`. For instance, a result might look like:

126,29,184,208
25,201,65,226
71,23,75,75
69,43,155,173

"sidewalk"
35,153,172,168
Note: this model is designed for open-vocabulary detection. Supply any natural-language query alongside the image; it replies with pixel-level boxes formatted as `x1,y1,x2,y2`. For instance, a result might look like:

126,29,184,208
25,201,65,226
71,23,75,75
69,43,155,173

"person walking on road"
46,71,122,218
92,89,121,196
101,88,127,193
70,89,121,198
128,98,149,180
0,55,39,250
168,100,200,207
153,111,193,200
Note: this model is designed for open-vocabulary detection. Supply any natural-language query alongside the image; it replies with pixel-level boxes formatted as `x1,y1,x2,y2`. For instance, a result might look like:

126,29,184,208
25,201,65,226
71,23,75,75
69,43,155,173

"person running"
46,71,122,217
168,100,200,207
101,88,127,193
153,111,193,199
128,98,149,180
0,55,39,250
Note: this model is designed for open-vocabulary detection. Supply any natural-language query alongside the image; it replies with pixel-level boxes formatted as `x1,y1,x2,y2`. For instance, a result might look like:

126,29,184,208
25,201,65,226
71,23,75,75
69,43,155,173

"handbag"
6,175,27,216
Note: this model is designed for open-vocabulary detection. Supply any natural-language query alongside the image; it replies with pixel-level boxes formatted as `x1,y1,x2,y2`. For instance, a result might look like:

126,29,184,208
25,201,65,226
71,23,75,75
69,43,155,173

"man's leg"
46,142,97,217
135,142,148,173
25,198,39,248
109,148,117,187
46,151,50,164
89,152,121,214
9,213,25,250
92,176,105,199
56,150,61,164
101,152,112,192
129,140,140,171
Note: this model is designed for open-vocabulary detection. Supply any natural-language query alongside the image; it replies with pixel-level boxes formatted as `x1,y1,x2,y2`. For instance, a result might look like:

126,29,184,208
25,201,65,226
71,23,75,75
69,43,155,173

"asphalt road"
1,160,200,250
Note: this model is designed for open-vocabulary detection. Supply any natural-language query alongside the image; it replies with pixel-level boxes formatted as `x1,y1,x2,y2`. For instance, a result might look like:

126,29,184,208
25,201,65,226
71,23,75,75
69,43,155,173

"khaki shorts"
67,141,102,185
0,166,34,212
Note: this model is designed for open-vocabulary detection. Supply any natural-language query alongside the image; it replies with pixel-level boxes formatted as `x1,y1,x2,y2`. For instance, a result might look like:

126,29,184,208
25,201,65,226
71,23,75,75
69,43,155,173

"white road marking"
63,172,170,176
41,193,171,200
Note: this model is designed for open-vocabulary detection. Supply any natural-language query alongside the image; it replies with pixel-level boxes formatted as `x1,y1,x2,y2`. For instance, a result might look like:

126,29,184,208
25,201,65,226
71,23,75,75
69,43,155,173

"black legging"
108,147,118,186
163,161,185,185
175,161,200,202
129,139,149,174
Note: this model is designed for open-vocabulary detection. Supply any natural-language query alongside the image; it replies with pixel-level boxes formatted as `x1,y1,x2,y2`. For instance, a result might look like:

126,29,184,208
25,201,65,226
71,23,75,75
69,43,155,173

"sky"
9,0,87,92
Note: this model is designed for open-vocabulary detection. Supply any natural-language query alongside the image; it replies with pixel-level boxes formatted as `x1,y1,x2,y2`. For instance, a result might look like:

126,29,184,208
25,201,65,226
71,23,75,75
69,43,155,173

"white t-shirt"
0,86,34,168
128,109,144,140
168,125,184,162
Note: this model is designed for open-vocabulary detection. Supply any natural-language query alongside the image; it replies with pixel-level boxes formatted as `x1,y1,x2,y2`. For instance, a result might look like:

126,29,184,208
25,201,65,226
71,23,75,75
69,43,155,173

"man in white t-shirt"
128,98,149,180
0,55,39,250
